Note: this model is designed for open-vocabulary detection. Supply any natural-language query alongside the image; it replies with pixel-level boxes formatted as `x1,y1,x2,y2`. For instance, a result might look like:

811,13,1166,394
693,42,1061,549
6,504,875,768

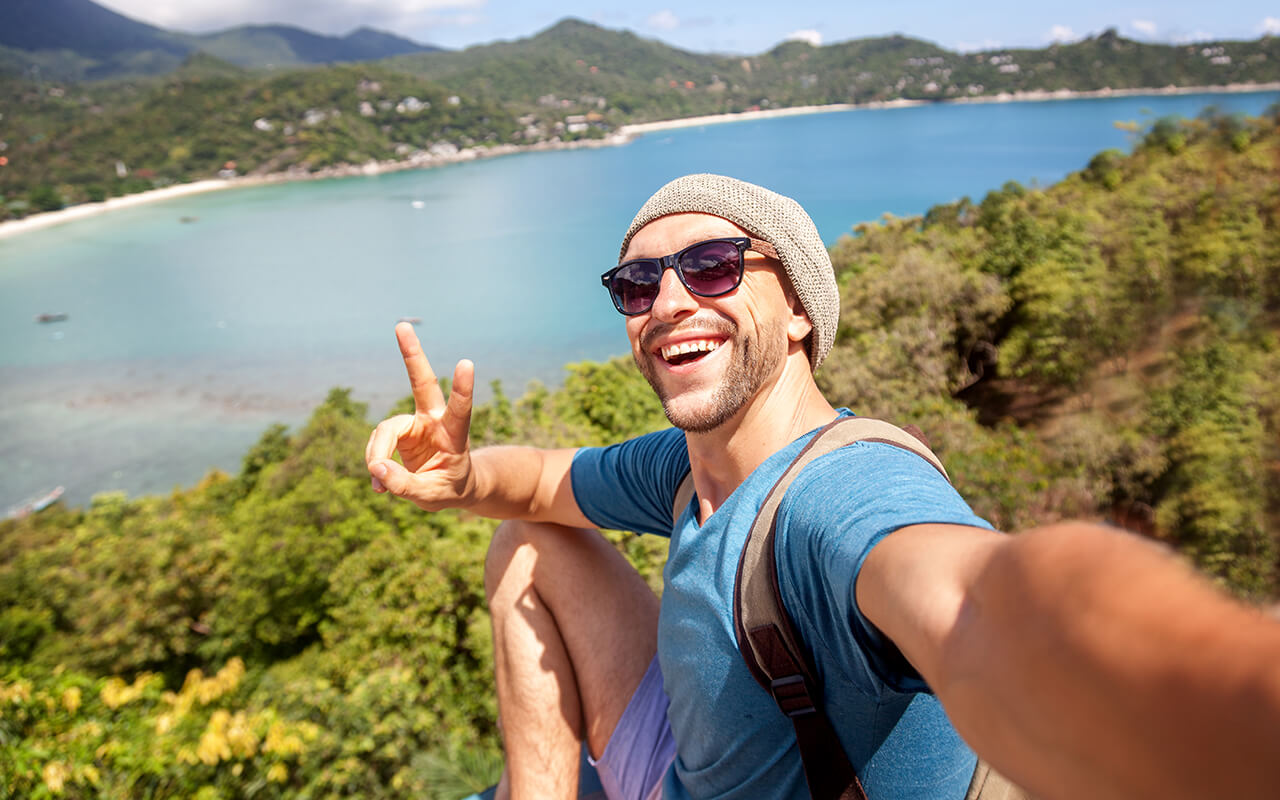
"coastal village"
3,23,1275,229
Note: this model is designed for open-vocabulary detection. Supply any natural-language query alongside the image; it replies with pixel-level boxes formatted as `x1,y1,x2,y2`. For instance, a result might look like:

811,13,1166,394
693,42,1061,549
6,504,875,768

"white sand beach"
0,179,241,241
3,81,1277,242
0,135,628,241
949,81,1280,106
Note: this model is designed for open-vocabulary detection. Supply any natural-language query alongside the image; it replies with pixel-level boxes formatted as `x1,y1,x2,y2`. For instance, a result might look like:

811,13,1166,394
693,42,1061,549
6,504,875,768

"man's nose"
649,266,698,320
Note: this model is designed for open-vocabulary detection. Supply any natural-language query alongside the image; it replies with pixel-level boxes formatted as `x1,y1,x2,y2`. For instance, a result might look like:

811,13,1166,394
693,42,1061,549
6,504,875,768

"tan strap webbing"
672,471,695,524
735,416,949,685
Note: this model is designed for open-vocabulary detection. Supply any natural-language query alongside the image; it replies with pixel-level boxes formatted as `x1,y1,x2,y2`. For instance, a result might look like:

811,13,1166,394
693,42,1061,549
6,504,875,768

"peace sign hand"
365,323,476,511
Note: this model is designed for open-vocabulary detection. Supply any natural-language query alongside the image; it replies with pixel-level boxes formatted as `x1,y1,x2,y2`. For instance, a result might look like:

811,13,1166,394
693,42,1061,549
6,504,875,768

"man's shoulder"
774,439,983,537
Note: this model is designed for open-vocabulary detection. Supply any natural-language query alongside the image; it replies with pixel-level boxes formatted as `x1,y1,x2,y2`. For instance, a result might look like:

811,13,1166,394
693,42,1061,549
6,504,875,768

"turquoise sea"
2,90,1278,509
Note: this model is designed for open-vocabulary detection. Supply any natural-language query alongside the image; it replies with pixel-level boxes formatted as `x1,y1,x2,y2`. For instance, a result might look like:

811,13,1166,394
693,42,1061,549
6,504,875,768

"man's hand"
365,322,476,510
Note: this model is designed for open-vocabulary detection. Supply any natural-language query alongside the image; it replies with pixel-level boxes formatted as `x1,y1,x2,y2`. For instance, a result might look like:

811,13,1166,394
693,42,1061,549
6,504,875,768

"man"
366,174,1280,800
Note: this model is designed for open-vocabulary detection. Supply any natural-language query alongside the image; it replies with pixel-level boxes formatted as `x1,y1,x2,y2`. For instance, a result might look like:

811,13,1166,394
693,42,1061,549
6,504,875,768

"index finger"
395,322,446,412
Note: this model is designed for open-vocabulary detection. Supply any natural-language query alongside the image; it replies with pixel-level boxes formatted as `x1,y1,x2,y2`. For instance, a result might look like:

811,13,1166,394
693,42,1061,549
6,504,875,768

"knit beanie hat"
619,174,838,370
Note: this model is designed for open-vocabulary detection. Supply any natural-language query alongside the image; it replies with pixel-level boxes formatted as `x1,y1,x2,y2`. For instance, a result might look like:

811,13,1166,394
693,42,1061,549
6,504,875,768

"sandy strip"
618,81,1280,135
618,103,863,135
0,137,632,242
0,179,245,241
947,81,1280,106
4,81,1277,242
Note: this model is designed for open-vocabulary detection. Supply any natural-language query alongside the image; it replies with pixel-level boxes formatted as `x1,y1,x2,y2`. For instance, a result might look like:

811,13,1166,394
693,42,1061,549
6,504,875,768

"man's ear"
787,305,813,344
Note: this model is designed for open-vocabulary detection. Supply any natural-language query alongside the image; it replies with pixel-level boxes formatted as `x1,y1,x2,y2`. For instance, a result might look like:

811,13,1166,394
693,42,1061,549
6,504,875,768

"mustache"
639,316,737,353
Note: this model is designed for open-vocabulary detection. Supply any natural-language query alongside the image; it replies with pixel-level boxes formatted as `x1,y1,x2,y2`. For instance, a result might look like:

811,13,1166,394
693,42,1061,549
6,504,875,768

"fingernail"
371,476,385,492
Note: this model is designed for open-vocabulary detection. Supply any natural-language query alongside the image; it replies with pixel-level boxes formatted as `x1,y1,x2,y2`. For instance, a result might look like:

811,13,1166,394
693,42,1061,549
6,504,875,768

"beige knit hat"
618,174,838,370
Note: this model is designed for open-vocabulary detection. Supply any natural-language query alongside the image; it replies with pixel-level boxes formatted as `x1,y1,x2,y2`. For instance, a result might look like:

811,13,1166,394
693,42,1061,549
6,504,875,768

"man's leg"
485,520,660,800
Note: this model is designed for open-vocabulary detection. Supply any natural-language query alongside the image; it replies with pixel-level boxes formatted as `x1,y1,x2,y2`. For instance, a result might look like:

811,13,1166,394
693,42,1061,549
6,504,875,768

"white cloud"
1046,24,1077,43
94,0,485,36
647,10,680,31
785,29,822,47
1263,17,1280,35
1130,19,1157,37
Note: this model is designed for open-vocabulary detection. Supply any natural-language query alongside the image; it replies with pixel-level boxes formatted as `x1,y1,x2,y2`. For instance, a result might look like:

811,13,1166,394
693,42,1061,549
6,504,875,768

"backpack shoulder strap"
672,471,695,525
965,758,1029,800
734,416,950,800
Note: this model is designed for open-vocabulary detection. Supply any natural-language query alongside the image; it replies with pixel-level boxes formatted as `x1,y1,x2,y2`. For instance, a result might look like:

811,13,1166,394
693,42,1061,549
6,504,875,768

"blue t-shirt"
570,414,994,800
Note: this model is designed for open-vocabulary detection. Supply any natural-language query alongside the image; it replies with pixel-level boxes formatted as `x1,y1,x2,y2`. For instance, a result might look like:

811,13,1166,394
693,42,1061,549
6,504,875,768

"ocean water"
2,90,1277,508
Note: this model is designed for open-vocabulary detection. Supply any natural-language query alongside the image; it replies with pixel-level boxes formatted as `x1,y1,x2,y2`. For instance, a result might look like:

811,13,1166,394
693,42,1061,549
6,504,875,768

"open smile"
659,338,725,366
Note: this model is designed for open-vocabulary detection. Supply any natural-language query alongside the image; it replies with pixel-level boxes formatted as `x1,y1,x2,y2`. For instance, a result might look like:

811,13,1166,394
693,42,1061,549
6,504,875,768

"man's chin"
659,389,744,433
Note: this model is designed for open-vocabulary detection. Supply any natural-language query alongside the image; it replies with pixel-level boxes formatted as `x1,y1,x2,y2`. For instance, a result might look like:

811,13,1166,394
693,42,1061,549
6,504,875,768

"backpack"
671,416,1030,800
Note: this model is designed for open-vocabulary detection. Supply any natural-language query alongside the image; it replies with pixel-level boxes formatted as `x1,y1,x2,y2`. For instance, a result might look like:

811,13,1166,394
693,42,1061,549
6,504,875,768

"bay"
1,90,1277,509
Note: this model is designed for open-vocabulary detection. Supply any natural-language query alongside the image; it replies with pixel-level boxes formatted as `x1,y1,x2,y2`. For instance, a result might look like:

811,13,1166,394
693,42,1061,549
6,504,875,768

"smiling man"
365,174,1280,800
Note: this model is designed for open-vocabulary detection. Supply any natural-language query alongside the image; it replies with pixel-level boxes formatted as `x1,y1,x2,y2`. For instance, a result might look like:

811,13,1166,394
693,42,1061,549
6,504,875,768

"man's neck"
683,356,836,520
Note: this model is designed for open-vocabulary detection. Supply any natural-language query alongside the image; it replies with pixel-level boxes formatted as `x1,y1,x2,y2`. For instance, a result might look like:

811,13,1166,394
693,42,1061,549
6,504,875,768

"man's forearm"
465,446,594,527
937,523,1280,800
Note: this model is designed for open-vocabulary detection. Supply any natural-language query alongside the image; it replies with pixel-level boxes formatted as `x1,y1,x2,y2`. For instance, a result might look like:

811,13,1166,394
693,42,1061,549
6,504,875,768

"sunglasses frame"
601,236,779,316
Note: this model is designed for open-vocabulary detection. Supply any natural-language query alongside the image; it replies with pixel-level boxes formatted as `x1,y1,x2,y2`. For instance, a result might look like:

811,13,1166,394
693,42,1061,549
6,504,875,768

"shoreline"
0,135,630,241
3,81,1278,241
617,81,1280,135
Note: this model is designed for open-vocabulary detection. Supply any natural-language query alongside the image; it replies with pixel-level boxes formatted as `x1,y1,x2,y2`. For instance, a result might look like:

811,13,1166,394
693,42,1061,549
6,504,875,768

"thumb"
369,459,419,499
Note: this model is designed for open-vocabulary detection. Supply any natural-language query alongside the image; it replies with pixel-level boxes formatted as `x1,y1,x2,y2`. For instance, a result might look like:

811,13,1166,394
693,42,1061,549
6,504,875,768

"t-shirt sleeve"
774,441,995,697
570,428,690,537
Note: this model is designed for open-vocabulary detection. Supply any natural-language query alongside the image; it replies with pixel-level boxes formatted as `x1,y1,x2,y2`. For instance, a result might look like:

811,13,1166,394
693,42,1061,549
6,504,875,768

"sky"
92,0,1280,54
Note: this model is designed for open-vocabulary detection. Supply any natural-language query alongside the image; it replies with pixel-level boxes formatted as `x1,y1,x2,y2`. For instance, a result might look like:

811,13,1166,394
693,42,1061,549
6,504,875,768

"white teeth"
661,339,721,362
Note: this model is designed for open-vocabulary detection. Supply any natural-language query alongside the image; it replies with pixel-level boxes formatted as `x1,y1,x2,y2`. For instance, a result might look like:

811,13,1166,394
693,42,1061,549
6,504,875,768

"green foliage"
0,357,674,797
1144,116,1188,154
0,64,518,213
998,209,1118,387
1145,334,1276,596
1083,148,1125,190
27,184,63,211
829,113,1280,593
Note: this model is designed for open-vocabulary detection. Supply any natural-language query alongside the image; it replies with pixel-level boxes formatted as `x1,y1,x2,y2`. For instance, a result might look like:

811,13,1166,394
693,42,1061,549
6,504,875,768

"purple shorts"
589,655,676,800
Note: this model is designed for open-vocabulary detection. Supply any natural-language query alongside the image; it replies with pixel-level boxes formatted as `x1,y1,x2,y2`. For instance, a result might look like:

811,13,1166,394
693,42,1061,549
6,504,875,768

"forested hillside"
3,19,1280,222
2,111,1278,798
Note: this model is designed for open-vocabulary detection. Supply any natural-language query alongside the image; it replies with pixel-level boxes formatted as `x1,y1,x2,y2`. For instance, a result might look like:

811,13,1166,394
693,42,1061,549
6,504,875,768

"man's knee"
485,519,533,600
484,519,595,600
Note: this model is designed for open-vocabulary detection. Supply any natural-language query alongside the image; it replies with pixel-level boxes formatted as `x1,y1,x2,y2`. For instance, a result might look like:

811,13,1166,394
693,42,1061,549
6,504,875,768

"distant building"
396,97,428,114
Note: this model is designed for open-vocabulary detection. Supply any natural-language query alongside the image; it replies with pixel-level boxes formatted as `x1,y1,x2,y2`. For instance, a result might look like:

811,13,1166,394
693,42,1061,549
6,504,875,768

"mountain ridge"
2,0,442,78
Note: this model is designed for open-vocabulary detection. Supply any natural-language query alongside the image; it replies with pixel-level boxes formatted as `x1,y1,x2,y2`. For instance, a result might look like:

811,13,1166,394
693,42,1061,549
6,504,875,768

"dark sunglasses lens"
679,241,742,297
610,260,662,314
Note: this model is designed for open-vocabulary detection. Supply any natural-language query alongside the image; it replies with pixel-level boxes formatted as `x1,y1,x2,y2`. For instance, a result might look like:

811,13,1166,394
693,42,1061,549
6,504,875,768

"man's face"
620,213,808,432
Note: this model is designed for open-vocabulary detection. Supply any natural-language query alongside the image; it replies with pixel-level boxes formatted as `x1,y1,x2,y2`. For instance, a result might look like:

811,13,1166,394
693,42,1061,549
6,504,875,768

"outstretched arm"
858,521,1280,800
365,323,593,527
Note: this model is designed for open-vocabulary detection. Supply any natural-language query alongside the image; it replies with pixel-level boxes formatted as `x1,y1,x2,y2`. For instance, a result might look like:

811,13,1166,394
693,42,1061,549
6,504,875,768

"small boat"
3,486,65,520
398,316,422,325
35,312,69,323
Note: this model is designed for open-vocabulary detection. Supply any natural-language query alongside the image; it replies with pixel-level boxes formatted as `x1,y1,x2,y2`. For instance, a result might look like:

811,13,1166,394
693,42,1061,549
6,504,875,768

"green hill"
3,16,1280,221
189,25,441,70
0,0,441,80
388,21,1280,116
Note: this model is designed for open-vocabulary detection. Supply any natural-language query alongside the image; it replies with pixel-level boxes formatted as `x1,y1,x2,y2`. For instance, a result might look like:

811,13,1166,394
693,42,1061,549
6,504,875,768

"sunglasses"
601,236,779,315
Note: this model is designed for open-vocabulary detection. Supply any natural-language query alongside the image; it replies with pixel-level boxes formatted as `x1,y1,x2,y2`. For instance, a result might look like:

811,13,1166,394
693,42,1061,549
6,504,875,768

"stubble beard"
635,318,787,433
